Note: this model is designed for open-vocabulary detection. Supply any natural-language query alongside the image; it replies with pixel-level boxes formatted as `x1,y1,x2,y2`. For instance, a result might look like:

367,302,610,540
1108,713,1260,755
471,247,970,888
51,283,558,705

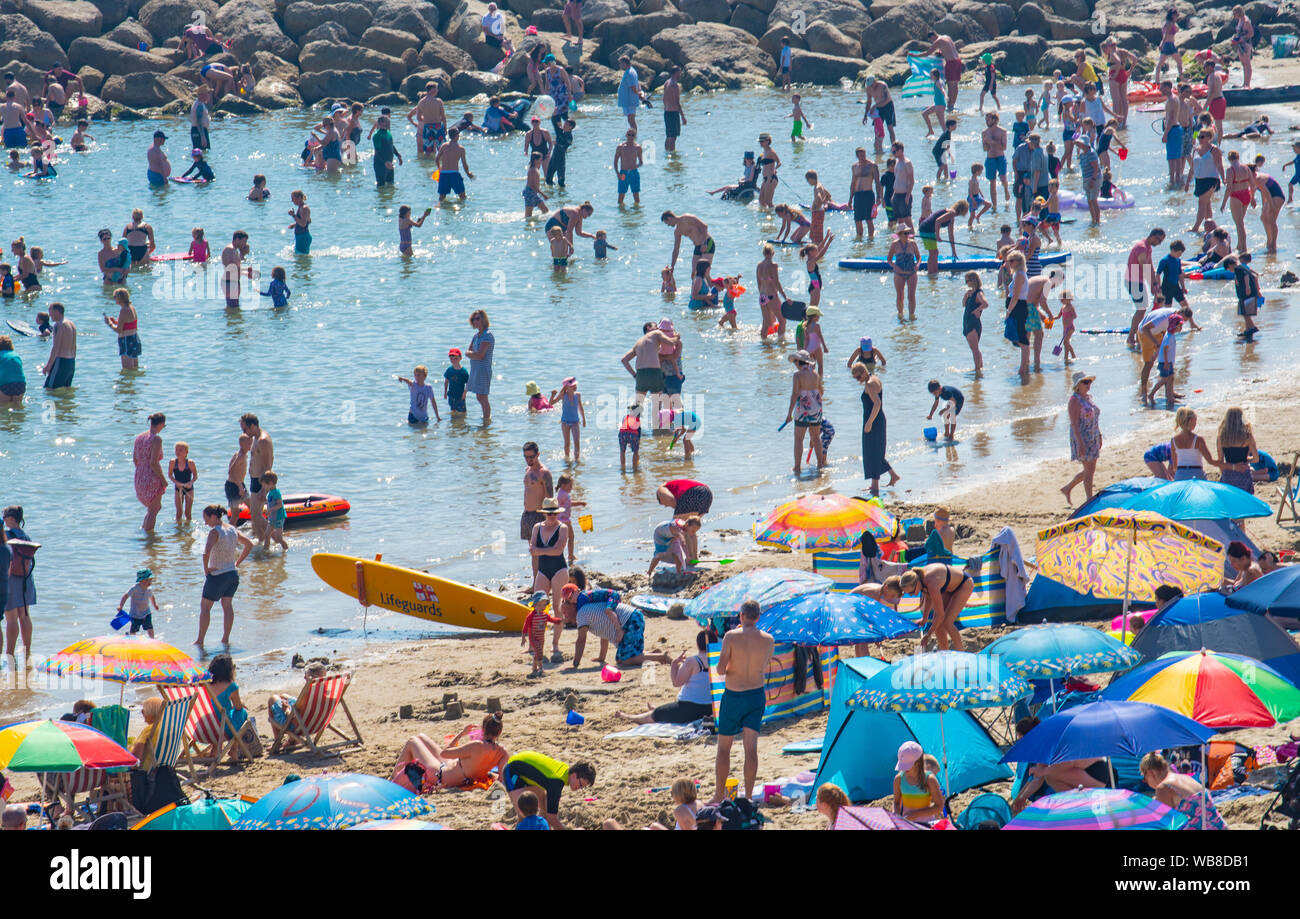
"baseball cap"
448,347,462,357
191,148,203,157
896,741,923,772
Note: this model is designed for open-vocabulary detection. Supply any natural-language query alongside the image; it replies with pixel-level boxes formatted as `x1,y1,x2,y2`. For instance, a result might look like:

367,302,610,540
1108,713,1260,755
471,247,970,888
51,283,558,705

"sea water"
1,86,1295,713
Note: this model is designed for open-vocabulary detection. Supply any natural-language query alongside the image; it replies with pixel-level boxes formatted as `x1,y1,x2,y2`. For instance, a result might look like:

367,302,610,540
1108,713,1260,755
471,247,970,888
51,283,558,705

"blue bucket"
565,710,585,725
923,427,938,441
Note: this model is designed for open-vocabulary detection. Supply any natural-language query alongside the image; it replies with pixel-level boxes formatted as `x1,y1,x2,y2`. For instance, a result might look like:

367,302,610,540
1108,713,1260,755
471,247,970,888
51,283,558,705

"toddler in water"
866,103,885,155
0,264,13,298
666,407,701,459
847,336,886,371
521,592,562,678
526,381,555,411
398,205,431,255
1055,290,1077,361
6,150,21,170
926,379,965,441
443,349,469,414
71,119,93,151
798,305,827,376
718,274,742,329
548,226,572,270
35,311,51,336
261,266,291,308
168,441,198,521
594,230,617,259
182,147,214,182
661,265,676,293
555,473,585,563
619,402,643,470
919,185,934,222
248,174,269,201
399,364,440,425
260,470,289,551
117,568,160,637
188,228,209,263
967,164,991,226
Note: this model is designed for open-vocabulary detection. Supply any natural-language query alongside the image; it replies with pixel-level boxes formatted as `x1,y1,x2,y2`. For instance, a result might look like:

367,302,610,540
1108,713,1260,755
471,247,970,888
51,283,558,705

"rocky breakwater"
0,0,1296,121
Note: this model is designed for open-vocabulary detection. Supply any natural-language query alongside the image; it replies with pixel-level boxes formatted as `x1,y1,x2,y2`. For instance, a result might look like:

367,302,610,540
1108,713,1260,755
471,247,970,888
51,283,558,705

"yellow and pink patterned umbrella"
1036,510,1224,639
754,493,900,552
39,635,206,689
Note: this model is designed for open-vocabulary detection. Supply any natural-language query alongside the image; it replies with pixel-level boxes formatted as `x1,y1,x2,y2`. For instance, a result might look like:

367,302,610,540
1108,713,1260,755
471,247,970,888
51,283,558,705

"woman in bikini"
1231,5,1255,89
1104,41,1138,128
774,203,811,243
901,562,975,651
757,133,780,208
1220,149,1253,253
392,712,509,793
1156,10,1183,80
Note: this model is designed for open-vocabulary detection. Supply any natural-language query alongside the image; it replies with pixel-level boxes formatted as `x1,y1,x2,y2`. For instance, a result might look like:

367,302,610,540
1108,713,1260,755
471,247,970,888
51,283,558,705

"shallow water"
1,85,1296,713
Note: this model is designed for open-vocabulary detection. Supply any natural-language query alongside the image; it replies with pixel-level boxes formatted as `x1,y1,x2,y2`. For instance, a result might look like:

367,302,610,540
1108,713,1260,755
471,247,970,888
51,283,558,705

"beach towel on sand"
604,721,709,742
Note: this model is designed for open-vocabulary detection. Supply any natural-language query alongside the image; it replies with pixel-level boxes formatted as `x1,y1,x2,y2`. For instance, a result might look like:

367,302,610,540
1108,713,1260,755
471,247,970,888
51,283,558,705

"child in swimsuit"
548,226,572,270
847,336,886,372
1042,179,1062,244
521,592,563,677
248,174,268,201
526,380,555,411
661,265,676,293
261,266,291,308
801,305,827,376
619,403,642,469
70,120,92,151
168,441,198,522
1056,290,1077,361
593,230,616,259
188,227,209,263
718,274,741,330
398,205,431,254
967,163,991,226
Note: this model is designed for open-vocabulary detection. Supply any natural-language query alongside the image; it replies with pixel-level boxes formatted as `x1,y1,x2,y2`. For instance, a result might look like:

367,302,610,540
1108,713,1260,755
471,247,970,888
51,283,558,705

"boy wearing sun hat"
118,568,160,637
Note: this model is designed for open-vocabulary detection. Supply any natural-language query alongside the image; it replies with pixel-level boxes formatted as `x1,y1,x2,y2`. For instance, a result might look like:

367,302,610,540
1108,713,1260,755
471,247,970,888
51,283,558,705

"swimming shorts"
520,510,545,541
1140,331,1161,362
408,411,427,425
224,480,242,502
943,58,963,83
877,101,896,126
1126,278,1147,307
190,124,209,151
1158,361,1173,379
128,613,154,634
791,119,803,138
920,233,938,252
618,428,641,449
1165,125,1184,162
673,484,713,516
118,334,142,358
617,167,640,195
523,185,544,206
201,569,239,602
43,356,74,389
1160,41,1177,55
984,155,1007,179
614,609,645,663
146,169,166,186
664,110,681,138
891,192,911,219
664,372,684,395
420,122,445,154
437,169,465,197
635,367,665,393
552,257,567,267
853,190,875,221
717,687,765,736
1181,128,1194,158
1208,96,1227,120
693,236,716,257
3,126,26,148
0,381,25,397
1194,177,1220,197
249,476,262,495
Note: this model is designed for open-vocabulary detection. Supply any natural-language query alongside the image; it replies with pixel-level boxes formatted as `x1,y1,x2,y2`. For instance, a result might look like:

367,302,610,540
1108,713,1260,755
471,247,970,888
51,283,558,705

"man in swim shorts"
434,127,474,200
661,65,685,152
1160,82,1185,187
711,600,774,804
981,112,1009,210
406,82,447,157
614,128,642,205
926,30,963,110
241,412,274,542
146,130,170,186
41,302,76,389
661,210,714,275
849,147,881,238
864,76,896,144
621,322,675,405
521,440,553,541
1,90,28,149
890,142,914,231
1126,228,1165,349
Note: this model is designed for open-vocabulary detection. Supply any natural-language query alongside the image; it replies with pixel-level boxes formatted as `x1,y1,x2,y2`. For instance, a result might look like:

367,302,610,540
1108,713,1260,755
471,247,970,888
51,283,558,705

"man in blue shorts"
434,127,473,201
711,600,774,804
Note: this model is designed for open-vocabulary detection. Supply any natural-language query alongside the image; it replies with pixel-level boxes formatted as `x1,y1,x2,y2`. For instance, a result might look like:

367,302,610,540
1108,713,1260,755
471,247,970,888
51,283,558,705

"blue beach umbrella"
1000,700,1214,765
980,624,1142,680
133,795,258,830
1138,590,1300,686
1117,479,1271,521
1004,788,1188,830
685,568,831,626
1070,477,1168,519
231,774,435,830
756,591,916,646
849,651,1032,714
1226,565,1300,624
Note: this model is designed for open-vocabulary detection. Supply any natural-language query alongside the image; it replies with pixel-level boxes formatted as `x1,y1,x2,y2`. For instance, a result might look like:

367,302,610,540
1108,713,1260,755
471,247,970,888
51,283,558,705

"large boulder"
789,48,866,82
301,21,354,44
250,50,298,83
371,0,439,39
75,62,101,90
419,32,474,71
578,0,632,24
299,40,406,83
444,0,520,68
743,0,776,12
216,0,299,62
651,23,774,84
399,66,449,99
360,24,422,56
1037,41,1084,74
953,0,1013,38
283,1,373,39
506,0,552,17
1044,14,1094,41
591,11,691,48
933,12,989,44
450,68,505,95
68,35,169,74
86,0,127,29
530,8,563,31
250,75,300,107
803,20,860,56
99,70,191,107
769,0,873,39
1015,1,1048,37
631,43,669,76
728,2,767,37
860,0,944,58
961,34,1047,76
758,22,806,58
137,0,215,43
298,67,388,103
105,16,151,47
678,0,729,21
0,13,67,67
1048,0,1092,18
22,0,103,46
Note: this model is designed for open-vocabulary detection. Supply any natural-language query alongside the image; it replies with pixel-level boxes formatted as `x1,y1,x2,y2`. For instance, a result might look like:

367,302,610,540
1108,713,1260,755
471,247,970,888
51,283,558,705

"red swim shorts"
944,58,963,82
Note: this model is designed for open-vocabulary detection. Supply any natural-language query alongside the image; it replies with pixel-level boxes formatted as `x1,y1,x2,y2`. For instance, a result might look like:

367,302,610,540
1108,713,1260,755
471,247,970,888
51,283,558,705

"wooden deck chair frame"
158,683,254,781
37,768,108,822
1277,452,1300,524
152,694,195,783
269,673,363,757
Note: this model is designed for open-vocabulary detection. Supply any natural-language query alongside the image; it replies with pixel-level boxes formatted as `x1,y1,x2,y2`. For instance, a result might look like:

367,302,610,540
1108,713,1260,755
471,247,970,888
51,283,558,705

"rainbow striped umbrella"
0,720,137,773
1004,788,1188,830
231,774,436,830
38,635,206,689
1036,509,1225,640
754,493,898,551
1100,650,1300,729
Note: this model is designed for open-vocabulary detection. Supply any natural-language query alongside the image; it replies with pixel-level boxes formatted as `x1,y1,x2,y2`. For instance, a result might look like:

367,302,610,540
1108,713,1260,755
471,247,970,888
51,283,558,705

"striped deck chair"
40,705,134,818
269,673,362,757
159,683,253,780
708,643,839,728
153,694,194,781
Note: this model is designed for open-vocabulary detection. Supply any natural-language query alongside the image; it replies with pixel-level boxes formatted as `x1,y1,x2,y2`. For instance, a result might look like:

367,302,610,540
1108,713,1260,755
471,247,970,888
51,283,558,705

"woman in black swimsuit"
757,133,780,207
524,116,552,175
900,562,974,651
168,442,198,522
530,497,569,624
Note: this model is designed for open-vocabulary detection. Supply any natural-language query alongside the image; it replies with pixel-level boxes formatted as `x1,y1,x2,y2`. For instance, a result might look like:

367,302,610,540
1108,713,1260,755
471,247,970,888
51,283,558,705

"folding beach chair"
1277,452,1300,524
39,705,134,819
269,672,363,757
153,694,194,781
159,683,253,780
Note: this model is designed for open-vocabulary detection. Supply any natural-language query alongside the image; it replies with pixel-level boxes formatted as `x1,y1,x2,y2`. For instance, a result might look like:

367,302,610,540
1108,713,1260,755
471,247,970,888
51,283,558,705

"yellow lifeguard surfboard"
310,553,529,633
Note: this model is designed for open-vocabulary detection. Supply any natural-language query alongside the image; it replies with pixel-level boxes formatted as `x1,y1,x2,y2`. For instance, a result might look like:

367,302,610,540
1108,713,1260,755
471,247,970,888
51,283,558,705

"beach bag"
238,717,264,759
130,766,188,815
7,540,37,578
1003,314,1020,345
718,795,764,830
780,300,807,321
